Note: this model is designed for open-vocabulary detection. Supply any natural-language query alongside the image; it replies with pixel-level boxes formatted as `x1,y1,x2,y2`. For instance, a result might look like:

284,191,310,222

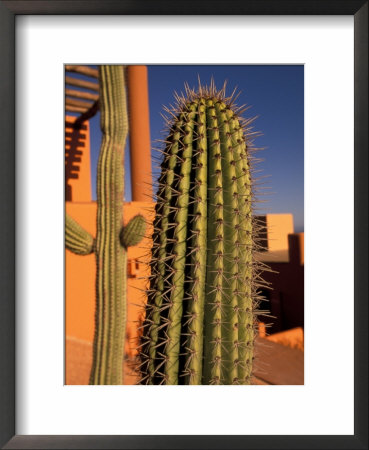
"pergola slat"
65,65,99,78
66,98,95,109
65,76,99,92
65,88,99,101
66,105,89,113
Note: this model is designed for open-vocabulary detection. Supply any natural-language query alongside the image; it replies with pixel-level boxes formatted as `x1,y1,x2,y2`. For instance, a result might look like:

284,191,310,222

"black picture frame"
0,1,367,449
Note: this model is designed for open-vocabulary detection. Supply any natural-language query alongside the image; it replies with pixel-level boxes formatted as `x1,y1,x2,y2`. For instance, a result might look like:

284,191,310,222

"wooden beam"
66,105,88,114
65,88,99,101
66,98,94,109
65,76,99,92
65,65,99,78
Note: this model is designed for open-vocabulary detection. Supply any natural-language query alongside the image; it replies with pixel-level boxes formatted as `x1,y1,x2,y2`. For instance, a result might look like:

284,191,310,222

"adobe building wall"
255,215,304,334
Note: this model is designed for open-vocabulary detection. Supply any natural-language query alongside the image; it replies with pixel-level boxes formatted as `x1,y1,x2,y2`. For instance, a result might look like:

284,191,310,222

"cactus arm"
65,213,94,255
120,214,146,248
89,65,128,385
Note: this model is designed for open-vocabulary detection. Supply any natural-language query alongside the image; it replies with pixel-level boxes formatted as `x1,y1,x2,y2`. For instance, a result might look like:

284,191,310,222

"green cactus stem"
88,65,129,385
141,82,265,385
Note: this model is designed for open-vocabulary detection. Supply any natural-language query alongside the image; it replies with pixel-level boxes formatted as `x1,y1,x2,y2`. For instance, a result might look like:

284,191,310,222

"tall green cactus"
140,83,264,385
65,65,146,385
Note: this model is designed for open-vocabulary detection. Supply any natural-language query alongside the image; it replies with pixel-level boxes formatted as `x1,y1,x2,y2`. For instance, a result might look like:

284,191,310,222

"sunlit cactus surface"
140,81,267,385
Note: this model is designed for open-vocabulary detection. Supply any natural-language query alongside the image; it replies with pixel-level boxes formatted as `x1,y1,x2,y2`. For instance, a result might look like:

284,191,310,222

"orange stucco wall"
266,214,294,251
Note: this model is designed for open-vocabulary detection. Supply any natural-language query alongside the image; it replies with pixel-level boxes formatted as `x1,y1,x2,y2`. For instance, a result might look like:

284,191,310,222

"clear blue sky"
85,65,304,232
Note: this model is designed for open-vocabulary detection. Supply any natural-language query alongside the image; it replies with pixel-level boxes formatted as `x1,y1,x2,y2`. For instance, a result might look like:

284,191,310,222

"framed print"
64,63,305,389
0,1,367,449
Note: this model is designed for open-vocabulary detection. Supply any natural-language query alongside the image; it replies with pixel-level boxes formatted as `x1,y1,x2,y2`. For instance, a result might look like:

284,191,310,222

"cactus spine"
141,83,260,385
65,65,145,385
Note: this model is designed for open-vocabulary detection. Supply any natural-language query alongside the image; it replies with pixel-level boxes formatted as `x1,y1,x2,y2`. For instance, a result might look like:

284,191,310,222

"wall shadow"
65,120,87,201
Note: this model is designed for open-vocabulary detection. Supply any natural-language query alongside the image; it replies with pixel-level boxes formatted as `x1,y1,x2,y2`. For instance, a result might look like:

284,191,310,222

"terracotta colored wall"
266,214,294,251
